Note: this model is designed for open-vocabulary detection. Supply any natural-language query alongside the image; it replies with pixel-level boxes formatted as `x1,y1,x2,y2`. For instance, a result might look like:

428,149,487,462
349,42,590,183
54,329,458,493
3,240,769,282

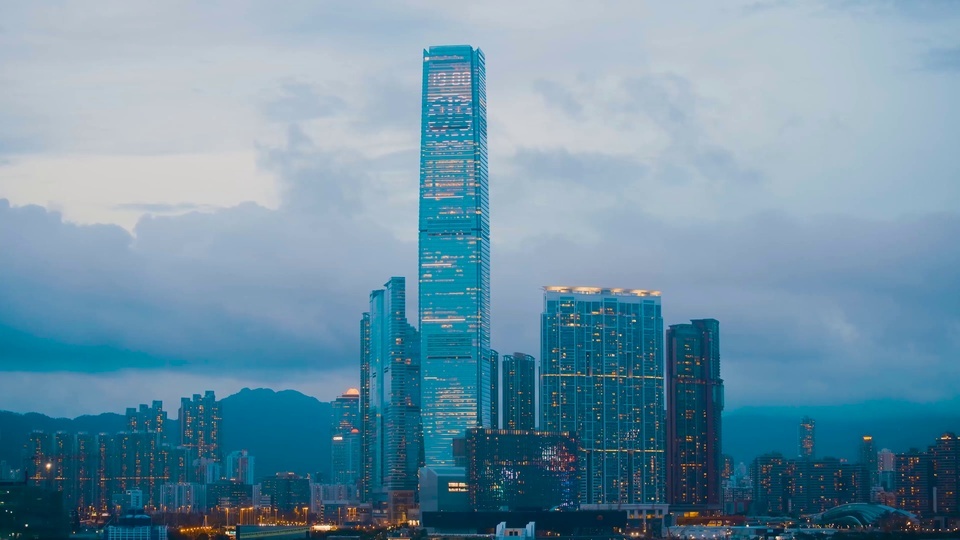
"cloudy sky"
1,0,958,418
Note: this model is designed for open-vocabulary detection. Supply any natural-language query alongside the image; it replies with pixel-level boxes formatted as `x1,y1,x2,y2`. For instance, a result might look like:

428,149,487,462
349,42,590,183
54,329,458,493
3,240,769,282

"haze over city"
1,0,959,419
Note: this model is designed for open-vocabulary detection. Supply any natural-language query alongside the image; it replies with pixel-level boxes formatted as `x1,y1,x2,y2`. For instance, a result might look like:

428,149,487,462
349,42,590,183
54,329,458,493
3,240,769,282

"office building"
225,450,255,484
799,417,816,460
179,391,222,482
332,430,362,488
465,428,579,511
666,319,723,512
502,352,536,431
541,286,665,505
365,277,422,522
859,435,878,494
332,388,361,434
360,313,372,502
490,350,500,429
418,44,492,467
261,473,312,514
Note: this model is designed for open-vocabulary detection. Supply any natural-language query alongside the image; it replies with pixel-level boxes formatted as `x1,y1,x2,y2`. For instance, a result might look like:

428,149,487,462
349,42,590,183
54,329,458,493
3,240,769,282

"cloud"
260,82,348,123
923,46,960,72
113,202,213,213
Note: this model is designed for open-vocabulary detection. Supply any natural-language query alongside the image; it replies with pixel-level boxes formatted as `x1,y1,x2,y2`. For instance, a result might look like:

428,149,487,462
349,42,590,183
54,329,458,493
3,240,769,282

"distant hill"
220,387,332,481
723,400,960,466
0,388,333,482
0,410,126,469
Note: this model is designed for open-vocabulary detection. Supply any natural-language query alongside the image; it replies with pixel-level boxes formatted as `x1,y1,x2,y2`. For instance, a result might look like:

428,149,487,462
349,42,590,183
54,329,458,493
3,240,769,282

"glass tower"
366,278,422,505
541,286,665,505
666,319,723,510
502,352,537,431
418,45,491,467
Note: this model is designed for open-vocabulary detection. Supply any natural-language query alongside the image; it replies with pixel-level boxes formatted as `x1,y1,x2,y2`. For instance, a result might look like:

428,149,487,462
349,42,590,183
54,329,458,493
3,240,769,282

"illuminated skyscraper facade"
799,416,816,460
418,44,491,467
666,319,723,511
366,277,422,520
541,286,665,505
502,352,536,431
179,391,221,483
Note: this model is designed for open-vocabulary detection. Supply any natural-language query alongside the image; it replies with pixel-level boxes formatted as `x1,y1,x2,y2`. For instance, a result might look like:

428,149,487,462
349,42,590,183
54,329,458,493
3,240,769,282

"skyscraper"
799,416,816,460
360,313,372,502
490,350,499,429
366,277,422,521
666,319,723,512
859,435,878,495
419,44,491,468
502,352,536,431
179,391,221,482
332,388,361,434
541,286,665,505
331,388,362,491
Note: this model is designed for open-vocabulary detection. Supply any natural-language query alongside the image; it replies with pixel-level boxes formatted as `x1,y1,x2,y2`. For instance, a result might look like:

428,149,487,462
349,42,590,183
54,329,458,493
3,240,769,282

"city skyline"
1,1,959,419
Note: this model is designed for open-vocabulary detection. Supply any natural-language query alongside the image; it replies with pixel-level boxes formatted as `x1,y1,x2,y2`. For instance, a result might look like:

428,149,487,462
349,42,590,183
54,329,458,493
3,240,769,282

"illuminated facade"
666,319,723,511
799,416,816,460
465,428,579,511
366,277,422,520
859,435,878,494
502,352,537,431
360,313,372,502
540,286,665,504
418,44,491,467
179,391,221,482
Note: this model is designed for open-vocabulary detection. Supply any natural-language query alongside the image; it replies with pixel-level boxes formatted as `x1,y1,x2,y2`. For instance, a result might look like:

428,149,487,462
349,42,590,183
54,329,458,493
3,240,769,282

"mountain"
0,410,125,469
723,400,960,466
0,388,333,482
219,387,333,480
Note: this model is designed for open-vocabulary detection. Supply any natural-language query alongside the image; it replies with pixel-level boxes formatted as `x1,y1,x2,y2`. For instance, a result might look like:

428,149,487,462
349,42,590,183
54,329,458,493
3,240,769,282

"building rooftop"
543,286,661,297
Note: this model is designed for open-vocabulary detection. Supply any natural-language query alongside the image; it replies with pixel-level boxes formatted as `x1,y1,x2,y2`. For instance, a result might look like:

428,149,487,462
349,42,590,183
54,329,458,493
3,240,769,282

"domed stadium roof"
814,503,916,528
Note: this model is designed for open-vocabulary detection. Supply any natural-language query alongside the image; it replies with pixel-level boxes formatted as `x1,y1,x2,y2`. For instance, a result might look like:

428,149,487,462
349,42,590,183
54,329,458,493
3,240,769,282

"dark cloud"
0,127,415,378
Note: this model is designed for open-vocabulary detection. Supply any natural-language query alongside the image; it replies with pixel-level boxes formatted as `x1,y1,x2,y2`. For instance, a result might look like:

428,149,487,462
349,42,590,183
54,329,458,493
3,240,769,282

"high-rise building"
666,319,723,512
502,352,536,431
179,391,222,482
799,417,816,460
750,452,787,516
930,432,959,515
418,44,491,467
366,277,422,522
465,428,579,511
878,448,896,491
360,313,372,503
540,286,664,505
125,401,165,436
859,435,878,495
490,350,499,429
333,389,361,434
895,449,932,516
225,450,255,484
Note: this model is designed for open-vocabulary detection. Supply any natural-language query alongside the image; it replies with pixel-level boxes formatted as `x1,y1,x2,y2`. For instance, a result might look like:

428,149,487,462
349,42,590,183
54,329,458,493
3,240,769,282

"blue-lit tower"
541,286,665,506
418,45,491,467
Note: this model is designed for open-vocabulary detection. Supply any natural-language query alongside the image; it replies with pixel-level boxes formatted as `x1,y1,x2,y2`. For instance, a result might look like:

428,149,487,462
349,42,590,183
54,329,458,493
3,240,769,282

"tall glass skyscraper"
502,352,537,431
365,277,422,520
541,286,665,505
418,45,491,467
666,319,723,511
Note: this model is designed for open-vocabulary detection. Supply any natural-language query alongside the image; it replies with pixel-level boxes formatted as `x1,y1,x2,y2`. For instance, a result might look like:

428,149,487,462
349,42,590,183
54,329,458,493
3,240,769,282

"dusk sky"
1,1,958,418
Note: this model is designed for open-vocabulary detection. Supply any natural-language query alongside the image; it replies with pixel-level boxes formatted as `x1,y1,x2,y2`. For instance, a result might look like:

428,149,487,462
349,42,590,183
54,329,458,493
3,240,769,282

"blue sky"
1,0,958,416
